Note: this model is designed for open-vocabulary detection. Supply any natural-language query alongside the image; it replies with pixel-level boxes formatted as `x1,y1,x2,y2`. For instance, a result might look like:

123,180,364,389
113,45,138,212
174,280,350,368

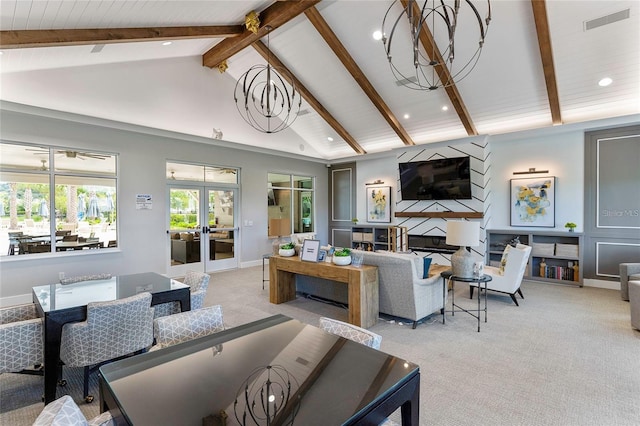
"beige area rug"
2,265,639,425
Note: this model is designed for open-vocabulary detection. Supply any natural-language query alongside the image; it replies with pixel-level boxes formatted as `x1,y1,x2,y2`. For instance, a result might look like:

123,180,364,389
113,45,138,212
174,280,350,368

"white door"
168,186,238,277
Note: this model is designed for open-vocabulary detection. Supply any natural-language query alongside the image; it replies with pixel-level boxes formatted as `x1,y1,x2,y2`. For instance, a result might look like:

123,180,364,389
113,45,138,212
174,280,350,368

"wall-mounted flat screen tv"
398,156,472,200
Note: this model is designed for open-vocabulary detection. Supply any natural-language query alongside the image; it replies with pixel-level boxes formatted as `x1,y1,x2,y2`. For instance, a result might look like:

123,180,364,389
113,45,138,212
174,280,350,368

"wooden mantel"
394,212,484,219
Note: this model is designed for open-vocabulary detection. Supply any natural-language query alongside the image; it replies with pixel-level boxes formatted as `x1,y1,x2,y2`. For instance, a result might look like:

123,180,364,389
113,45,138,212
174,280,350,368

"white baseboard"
583,278,620,290
0,293,32,308
240,259,264,269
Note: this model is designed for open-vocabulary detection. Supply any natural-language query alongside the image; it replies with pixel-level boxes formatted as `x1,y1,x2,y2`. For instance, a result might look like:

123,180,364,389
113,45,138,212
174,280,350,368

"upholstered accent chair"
470,244,532,306
60,292,154,403
153,270,210,318
619,263,640,301
0,303,43,374
152,305,225,350
318,317,382,350
32,395,114,426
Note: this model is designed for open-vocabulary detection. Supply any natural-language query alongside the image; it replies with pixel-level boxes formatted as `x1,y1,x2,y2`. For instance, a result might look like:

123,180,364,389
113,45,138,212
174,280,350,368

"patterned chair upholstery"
60,292,154,403
152,305,225,350
0,303,43,374
318,317,398,426
153,270,210,318
318,317,382,350
32,395,114,426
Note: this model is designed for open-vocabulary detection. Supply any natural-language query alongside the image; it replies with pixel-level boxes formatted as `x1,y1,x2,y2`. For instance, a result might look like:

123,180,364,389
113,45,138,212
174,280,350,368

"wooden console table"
269,255,379,328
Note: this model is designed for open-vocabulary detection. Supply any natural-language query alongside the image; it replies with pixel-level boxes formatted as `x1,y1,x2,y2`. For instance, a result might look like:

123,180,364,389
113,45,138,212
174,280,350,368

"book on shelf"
538,261,579,282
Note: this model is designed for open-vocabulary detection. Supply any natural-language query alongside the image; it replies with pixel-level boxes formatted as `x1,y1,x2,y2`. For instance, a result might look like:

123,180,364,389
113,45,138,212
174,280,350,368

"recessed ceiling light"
441,106,449,111
162,41,172,46
327,137,334,142
403,113,410,119
598,77,612,87
372,30,383,41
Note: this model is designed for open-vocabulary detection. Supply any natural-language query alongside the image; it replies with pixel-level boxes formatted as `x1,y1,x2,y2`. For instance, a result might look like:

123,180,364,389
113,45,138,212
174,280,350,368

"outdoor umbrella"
87,194,100,218
38,200,49,218
105,193,114,222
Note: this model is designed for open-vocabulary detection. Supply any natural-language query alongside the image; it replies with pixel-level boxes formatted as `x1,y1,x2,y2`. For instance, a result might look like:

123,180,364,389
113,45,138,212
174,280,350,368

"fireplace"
408,234,457,254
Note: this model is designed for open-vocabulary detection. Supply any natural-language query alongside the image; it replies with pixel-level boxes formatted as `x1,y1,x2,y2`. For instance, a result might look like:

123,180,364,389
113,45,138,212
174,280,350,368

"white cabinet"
486,230,583,286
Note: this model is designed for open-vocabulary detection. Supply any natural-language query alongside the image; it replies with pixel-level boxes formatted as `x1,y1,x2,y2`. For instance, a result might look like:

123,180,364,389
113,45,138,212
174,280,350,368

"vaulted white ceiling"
1,0,638,161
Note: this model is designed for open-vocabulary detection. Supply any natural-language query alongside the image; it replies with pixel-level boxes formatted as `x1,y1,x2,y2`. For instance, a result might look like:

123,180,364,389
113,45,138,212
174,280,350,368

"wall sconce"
365,179,385,186
513,168,549,175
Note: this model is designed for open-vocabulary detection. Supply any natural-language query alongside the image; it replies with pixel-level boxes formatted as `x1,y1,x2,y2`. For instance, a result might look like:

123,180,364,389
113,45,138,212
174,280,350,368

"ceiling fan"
26,148,110,160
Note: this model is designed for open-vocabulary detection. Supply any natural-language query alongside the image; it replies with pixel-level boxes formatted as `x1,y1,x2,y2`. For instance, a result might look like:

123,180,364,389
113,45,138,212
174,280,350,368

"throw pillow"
499,244,512,276
423,257,433,279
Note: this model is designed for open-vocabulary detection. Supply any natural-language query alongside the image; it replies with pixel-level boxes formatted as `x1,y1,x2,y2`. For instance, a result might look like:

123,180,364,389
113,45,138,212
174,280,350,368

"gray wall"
352,114,640,287
0,103,329,303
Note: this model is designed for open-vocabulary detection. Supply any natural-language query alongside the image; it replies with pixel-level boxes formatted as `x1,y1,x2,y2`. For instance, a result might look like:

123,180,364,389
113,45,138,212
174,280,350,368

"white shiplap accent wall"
395,137,491,265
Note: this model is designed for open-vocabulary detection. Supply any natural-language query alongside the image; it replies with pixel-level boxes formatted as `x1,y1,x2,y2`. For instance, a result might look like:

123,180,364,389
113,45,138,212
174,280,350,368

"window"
0,142,117,256
267,173,314,237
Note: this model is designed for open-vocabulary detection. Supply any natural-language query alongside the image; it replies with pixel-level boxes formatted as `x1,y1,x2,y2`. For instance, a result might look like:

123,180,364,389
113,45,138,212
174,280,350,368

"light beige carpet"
2,265,639,425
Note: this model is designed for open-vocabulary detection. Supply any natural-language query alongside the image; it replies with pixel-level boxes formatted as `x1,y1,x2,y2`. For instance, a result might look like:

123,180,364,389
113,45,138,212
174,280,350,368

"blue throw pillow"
423,257,432,279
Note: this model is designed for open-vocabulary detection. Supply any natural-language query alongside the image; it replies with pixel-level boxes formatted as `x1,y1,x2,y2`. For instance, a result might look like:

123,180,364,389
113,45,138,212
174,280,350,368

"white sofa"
296,250,445,328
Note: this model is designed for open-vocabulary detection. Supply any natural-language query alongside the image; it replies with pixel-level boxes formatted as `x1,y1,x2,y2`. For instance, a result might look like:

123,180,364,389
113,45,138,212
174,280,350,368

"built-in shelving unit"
351,226,390,251
351,226,409,252
486,230,583,286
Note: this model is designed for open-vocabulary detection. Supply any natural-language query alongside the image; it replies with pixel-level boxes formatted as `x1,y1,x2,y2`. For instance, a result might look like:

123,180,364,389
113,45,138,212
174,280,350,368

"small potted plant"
564,222,577,232
332,248,352,266
278,242,296,257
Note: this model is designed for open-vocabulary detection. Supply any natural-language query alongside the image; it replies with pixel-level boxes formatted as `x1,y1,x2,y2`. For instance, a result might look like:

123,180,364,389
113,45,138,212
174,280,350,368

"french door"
168,185,238,277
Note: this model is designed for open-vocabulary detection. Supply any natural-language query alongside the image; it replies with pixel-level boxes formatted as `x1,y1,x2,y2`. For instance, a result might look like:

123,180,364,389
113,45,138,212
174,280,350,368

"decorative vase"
279,248,295,257
333,255,352,266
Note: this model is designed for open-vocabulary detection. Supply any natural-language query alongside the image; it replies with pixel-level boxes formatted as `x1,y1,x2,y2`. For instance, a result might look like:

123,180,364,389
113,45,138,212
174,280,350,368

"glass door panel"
168,187,204,276
205,189,237,271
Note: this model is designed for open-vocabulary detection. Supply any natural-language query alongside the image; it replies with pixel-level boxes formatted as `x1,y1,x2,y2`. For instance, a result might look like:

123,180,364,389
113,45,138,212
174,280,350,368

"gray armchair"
60,292,154,403
629,280,640,330
153,270,210,318
0,303,43,374
619,263,640,301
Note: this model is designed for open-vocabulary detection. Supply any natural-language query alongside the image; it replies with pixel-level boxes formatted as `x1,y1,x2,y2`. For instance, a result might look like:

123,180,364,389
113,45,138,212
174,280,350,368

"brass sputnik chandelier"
381,0,491,91
234,23,302,134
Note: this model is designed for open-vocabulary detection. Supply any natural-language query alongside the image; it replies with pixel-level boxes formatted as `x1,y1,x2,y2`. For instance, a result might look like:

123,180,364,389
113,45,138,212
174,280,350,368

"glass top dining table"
32,272,191,404
99,314,421,425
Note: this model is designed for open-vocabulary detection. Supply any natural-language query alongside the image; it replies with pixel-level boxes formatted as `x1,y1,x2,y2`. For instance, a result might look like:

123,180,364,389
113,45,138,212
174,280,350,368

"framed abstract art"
510,177,555,227
366,186,391,223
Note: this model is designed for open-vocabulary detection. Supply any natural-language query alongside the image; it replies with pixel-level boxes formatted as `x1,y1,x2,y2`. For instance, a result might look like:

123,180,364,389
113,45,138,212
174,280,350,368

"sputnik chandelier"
234,24,302,134
381,0,491,91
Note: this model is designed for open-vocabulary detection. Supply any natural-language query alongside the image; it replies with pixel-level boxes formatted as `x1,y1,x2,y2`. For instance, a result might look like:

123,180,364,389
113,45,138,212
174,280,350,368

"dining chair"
152,305,225,350
32,395,114,426
318,317,399,425
59,292,154,403
0,303,43,374
153,270,210,318
318,317,382,350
